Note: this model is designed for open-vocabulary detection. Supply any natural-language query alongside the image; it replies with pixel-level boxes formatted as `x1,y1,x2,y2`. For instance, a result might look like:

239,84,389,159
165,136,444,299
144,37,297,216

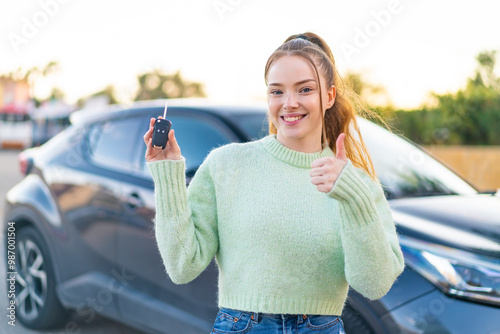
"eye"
269,90,283,95
300,87,313,93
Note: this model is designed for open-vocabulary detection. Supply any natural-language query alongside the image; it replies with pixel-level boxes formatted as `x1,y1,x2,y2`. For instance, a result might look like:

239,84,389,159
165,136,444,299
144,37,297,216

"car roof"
70,98,268,126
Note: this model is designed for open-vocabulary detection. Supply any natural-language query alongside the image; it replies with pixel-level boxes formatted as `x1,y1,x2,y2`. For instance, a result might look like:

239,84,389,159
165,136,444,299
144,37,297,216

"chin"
278,131,304,141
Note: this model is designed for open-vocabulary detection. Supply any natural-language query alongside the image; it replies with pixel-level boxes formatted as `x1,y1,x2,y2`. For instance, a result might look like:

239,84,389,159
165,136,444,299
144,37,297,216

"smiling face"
266,55,335,153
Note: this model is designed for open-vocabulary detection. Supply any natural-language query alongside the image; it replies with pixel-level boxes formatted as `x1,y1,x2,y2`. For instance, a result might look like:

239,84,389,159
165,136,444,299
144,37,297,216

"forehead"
267,55,317,82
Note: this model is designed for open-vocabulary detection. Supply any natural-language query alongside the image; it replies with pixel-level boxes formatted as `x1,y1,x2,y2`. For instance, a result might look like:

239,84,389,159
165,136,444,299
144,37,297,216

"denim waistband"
254,312,308,324
219,308,338,325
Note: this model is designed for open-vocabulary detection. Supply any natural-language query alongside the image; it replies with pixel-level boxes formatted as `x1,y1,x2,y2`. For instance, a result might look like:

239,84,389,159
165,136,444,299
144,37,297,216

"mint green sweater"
147,134,405,316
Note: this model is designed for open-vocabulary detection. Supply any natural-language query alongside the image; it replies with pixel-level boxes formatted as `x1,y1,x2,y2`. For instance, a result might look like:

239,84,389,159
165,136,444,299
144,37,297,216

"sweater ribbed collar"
261,135,334,169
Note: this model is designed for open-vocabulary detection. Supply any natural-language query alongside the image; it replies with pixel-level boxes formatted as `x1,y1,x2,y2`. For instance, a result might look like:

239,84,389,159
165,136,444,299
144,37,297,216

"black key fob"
152,118,171,149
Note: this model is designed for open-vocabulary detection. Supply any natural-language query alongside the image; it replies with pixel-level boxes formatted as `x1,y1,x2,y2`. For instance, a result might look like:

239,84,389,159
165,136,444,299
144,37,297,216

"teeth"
283,116,304,122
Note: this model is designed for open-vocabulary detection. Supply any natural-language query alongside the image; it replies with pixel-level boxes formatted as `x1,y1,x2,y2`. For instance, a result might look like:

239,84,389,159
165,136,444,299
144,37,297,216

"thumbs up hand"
310,133,348,193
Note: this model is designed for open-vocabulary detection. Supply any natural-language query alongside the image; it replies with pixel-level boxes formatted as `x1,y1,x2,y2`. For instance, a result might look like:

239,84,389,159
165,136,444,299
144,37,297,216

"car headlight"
400,236,500,307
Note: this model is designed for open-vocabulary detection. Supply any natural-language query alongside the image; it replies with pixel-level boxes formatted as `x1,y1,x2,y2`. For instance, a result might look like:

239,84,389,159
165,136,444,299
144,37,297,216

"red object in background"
18,149,34,176
0,102,29,114
18,150,28,175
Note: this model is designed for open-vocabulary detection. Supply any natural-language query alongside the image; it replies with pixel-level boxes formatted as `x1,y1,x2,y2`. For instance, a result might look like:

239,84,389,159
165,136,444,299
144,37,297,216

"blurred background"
1,0,499,191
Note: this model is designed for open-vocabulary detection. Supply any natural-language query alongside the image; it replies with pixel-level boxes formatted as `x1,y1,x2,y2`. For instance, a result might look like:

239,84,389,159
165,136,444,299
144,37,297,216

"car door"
50,115,145,319
115,108,240,334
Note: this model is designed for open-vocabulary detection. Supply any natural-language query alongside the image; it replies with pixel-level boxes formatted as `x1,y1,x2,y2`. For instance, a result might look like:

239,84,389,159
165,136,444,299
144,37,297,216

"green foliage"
387,50,500,145
49,87,65,100
134,70,206,101
76,85,119,108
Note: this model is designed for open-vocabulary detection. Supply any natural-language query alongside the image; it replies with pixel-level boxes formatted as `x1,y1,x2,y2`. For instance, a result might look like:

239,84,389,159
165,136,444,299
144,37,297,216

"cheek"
309,99,323,118
268,100,281,117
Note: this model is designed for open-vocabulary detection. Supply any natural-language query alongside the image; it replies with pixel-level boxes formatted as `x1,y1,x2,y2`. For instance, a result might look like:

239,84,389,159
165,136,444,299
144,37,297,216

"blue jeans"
211,308,346,334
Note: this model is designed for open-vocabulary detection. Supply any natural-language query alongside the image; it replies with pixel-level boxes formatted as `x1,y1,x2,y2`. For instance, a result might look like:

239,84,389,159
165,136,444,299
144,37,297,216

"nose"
283,93,299,110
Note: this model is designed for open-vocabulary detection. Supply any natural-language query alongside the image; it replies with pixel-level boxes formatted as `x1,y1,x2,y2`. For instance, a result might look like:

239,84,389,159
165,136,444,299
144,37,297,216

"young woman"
143,32,405,334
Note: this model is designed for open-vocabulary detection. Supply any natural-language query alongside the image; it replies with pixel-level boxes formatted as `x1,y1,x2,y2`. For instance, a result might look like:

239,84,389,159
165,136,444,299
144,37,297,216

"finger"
336,133,347,161
144,122,155,145
311,176,325,186
144,118,155,136
144,130,152,145
311,157,329,169
311,176,331,192
145,138,155,160
310,167,324,178
146,137,153,152
316,184,331,193
147,138,162,153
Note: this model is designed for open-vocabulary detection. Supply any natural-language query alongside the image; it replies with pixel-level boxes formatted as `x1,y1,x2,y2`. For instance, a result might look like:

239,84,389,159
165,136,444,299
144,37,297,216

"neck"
276,134,323,153
262,135,334,168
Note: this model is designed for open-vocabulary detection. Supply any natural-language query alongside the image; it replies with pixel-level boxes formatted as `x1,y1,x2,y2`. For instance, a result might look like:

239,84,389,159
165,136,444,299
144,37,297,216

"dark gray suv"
3,99,500,333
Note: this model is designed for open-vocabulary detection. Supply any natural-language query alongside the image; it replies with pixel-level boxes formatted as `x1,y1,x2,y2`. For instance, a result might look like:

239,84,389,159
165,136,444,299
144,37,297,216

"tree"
91,85,118,104
390,50,500,145
49,87,65,100
470,50,499,90
344,72,391,104
19,61,61,105
134,70,206,101
76,85,119,108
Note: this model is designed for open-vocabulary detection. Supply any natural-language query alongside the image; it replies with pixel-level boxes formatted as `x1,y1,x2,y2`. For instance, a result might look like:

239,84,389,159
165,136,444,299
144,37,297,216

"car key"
152,101,171,149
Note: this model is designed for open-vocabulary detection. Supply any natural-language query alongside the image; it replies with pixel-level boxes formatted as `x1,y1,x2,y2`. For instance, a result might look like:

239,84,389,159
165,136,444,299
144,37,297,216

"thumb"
336,133,347,161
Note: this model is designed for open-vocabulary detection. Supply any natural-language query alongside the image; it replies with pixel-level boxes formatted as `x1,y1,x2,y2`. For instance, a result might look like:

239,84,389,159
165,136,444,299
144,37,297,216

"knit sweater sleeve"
328,160,405,300
147,155,218,285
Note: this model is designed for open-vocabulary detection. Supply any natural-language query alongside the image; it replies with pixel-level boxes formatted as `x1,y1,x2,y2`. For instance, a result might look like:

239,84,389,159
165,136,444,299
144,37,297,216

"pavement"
0,149,145,334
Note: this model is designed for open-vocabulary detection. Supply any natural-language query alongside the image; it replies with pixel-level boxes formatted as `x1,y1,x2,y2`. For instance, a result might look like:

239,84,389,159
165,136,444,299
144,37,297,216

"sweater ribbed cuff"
328,160,379,229
147,159,187,219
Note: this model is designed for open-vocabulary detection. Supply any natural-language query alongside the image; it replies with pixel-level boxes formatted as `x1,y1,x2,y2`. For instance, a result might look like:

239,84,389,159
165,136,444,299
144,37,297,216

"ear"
326,85,336,109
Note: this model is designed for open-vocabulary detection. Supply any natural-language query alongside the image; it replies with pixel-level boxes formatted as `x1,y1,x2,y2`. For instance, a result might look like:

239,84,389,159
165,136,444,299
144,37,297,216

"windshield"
358,118,478,199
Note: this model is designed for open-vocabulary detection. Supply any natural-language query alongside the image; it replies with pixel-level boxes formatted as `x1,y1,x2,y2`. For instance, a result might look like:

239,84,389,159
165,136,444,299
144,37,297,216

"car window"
141,114,235,175
34,125,85,165
87,116,141,172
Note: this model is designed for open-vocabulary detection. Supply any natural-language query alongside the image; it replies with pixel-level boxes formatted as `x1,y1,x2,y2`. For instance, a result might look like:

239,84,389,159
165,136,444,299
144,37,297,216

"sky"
1,0,499,109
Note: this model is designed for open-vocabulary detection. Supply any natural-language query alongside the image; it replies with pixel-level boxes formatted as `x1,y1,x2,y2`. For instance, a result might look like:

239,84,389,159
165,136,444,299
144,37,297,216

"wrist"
166,154,183,161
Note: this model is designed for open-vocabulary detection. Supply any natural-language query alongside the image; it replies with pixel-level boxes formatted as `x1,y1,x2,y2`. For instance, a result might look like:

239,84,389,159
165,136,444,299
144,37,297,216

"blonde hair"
264,32,387,182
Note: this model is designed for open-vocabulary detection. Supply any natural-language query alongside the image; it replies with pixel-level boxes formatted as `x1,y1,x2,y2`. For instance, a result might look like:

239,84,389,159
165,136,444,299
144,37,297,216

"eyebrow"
268,79,317,86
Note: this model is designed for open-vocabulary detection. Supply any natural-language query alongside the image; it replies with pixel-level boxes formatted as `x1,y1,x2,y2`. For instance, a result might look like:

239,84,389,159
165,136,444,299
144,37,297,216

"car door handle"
125,192,144,209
